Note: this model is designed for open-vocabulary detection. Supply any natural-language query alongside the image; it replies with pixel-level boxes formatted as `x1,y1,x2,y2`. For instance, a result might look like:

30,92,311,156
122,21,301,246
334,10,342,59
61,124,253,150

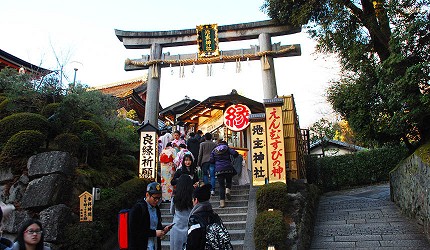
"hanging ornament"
236,58,241,73
263,54,270,70
207,63,213,77
222,61,226,70
151,63,159,78
170,63,174,75
191,62,195,73
179,63,185,78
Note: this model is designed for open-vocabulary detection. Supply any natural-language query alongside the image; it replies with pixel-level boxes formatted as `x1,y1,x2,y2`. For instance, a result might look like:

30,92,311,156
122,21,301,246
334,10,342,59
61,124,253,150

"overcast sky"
0,0,340,127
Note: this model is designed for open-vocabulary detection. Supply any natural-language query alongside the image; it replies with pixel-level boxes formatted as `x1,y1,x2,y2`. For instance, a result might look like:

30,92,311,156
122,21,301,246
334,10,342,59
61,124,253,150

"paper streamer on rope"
263,55,270,70
236,58,241,73
151,63,159,78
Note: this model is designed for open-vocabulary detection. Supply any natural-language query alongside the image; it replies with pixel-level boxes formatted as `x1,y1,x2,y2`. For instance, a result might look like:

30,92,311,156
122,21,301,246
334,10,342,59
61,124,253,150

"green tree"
262,0,430,150
309,118,338,156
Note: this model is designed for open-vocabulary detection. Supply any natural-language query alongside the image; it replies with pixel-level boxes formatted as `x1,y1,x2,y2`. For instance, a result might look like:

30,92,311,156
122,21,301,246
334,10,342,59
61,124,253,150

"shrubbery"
256,181,289,214
41,102,60,118
254,210,289,250
0,130,46,172
254,182,289,249
306,146,409,191
0,112,48,146
54,133,81,156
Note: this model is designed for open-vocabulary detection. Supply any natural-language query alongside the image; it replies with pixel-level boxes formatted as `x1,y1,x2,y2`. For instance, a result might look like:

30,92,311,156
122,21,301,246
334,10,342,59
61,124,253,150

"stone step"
160,199,249,211
161,206,248,215
161,213,247,224
162,229,245,241
209,194,249,201
161,240,244,250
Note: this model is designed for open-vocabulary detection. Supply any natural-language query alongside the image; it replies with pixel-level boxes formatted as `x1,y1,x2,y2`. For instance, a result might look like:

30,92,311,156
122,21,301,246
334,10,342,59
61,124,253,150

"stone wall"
0,151,78,249
390,153,430,239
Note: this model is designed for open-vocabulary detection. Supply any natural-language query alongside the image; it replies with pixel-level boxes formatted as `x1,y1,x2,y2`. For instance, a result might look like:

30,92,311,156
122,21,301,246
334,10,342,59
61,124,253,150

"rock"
7,179,27,203
0,167,14,184
40,204,73,243
27,151,78,178
20,174,72,209
2,210,31,233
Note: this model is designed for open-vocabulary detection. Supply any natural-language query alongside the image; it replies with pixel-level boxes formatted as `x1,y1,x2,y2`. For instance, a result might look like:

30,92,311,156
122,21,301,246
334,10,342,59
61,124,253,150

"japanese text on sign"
223,104,251,132
250,121,268,186
79,191,93,222
139,131,157,179
265,106,287,183
196,24,219,58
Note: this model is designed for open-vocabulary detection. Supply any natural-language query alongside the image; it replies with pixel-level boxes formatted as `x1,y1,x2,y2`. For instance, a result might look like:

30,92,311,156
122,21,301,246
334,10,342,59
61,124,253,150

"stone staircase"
160,184,251,250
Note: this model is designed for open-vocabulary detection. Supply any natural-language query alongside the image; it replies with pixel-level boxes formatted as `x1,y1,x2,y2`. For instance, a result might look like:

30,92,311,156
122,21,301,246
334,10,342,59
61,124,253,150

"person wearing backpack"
210,140,239,208
185,184,232,250
128,182,172,250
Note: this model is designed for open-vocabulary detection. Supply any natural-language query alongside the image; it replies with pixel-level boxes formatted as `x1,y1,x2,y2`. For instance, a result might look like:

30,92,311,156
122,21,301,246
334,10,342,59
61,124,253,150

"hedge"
254,210,289,250
306,146,408,191
0,130,46,172
41,102,60,118
0,112,48,146
256,182,289,214
54,133,81,156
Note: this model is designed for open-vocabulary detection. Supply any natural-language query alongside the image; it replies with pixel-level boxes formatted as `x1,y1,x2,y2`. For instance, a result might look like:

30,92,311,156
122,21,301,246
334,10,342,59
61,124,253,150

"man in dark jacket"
186,184,214,250
210,141,238,208
129,182,171,250
186,132,200,162
198,133,217,195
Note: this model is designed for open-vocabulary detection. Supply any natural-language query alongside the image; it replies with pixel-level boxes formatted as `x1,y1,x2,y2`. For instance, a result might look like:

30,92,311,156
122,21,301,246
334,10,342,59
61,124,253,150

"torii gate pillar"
259,33,277,99
145,43,162,126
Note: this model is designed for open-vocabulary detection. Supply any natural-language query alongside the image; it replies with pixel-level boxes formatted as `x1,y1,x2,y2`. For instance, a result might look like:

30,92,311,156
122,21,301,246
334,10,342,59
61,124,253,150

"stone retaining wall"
390,153,430,239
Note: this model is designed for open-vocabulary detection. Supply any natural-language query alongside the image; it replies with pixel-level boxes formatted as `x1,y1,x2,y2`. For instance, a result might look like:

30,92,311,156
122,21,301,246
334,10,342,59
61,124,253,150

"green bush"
62,221,108,250
306,146,408,191
0,130,46,172
104,154,138,172
41,102,60,118
254,210,289,250
1,130,46,158
0,112,48,146
73,120,105,167
62,178,149,249
256,182,289,214
54,133,81,156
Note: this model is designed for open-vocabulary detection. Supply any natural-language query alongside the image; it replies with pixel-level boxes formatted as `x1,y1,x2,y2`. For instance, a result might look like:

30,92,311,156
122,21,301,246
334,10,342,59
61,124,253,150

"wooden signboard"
79,191,93,222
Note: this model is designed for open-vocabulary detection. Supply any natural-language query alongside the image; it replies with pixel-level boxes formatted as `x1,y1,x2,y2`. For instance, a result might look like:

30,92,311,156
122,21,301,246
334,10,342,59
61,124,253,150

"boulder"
7,179,27,204
40,204,73,242
0,167,14,183
20,174,71,209
2,210,32,233
27,151,78,178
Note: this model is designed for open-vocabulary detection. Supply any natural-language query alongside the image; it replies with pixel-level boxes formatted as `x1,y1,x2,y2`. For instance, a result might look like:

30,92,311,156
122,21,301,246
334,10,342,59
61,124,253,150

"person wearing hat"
184,184,214,249
129,182,172,250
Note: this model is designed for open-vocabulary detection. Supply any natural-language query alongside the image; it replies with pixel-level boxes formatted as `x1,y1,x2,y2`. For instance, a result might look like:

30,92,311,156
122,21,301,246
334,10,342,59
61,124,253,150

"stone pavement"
311,183,430,249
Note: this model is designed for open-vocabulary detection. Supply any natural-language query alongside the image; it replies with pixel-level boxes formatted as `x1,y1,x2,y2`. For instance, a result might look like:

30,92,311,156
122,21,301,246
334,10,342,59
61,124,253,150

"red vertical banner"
265,100,287,183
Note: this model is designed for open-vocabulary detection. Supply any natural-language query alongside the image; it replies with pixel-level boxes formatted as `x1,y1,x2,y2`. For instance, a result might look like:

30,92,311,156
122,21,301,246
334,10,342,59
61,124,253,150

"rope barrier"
125,45,297,67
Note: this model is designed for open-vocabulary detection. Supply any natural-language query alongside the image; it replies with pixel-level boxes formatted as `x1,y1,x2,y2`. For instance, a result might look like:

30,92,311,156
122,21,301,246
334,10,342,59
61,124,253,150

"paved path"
311,183,430,249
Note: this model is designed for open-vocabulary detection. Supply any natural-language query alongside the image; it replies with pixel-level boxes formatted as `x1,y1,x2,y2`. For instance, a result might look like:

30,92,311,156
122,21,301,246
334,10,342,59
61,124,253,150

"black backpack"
195,213,233,250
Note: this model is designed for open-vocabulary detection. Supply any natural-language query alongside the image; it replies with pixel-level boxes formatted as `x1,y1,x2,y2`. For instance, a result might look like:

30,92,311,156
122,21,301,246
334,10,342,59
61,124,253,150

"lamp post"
72,68,78,89
69,61,83,91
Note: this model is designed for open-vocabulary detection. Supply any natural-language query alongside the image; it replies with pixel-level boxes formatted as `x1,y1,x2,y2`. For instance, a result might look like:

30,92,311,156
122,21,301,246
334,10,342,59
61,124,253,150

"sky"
0,0,340,128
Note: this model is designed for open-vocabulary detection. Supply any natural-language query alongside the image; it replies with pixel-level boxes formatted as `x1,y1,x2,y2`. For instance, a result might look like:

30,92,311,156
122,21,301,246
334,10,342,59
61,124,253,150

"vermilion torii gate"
115,20,301,126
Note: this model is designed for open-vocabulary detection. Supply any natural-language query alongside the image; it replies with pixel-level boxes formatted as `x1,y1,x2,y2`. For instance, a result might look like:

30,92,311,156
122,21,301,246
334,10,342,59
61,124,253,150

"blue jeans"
202,162,215,191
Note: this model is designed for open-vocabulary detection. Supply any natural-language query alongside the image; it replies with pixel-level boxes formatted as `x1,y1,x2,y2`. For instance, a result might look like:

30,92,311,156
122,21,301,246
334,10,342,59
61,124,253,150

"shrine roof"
177,90,264,123
0,49,51,75
90,75,147,98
